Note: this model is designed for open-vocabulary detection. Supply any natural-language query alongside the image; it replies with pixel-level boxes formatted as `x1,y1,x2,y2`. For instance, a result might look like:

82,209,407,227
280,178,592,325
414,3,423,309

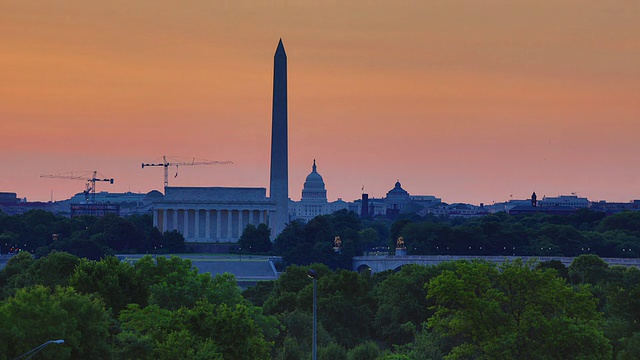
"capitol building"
289,160,348,222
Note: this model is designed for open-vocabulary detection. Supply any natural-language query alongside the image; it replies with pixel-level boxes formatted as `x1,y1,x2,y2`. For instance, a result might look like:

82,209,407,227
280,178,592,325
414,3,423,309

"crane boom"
141,155,233,187
40,171,114,203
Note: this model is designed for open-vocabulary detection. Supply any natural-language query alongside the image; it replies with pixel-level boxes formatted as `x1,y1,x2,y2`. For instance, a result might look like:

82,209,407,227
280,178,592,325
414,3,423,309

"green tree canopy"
238,223,272,254
427,259,612,359
0,285,112,360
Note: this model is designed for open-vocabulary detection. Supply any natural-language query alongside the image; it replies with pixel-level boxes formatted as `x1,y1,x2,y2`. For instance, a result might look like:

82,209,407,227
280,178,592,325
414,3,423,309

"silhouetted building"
539,195,589,208
590,200,640,214
385,181,410,219
421,203,488,218
67,191,156,216
351,181,442,219
360,194,370,218
289,160,348,222
0,192,19,204
508,205,577,216
71,203,120,217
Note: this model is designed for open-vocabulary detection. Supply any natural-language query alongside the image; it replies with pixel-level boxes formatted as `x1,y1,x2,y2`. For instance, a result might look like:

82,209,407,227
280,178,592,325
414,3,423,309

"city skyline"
1,1,638,205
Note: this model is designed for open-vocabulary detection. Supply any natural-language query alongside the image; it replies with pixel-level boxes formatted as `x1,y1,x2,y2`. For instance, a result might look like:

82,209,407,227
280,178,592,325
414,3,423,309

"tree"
0,285,112,359
359,228,380,248
0,251,35,298
314,270,376,348
273,220,308,266
50,238,107,260
264,264,326,315
427,259,612,359
569,254,609,285
69,256,147,313
0,251,80,300
0,231,19,254
272,310,333,359
536,259,569,280
116,304,223,360
161,230,186,253
238,224,272,254
242,281,275,307
319,342,347,360
598,211,640,233
97,214,146,252
373,264,456,346
149,271,244,311
347,341,380,360
187,301,272,359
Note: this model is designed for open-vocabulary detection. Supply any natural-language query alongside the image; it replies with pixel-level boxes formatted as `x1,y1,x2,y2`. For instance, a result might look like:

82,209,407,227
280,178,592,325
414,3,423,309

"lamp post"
15,339,64,359
307,268,317,360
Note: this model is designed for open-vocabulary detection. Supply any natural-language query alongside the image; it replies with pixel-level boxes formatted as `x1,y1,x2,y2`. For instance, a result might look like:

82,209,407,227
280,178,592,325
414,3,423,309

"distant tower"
531,192,537,207
269,39,289,237
361,193,370,218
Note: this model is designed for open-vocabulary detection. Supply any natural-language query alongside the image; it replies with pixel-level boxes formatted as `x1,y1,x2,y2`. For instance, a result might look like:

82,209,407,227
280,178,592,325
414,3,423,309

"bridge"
353,255,640,274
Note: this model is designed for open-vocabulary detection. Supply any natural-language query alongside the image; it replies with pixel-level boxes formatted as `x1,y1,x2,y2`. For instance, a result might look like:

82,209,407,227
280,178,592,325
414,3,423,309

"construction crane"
41,171,114,203
141,155,233,188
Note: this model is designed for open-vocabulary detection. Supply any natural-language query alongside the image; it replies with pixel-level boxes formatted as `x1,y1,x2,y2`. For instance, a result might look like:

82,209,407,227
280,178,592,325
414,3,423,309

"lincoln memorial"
151,187,276,243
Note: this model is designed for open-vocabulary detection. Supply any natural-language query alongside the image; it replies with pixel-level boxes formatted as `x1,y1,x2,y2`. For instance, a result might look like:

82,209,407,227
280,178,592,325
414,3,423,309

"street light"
15,339,64,359
307,268,318,360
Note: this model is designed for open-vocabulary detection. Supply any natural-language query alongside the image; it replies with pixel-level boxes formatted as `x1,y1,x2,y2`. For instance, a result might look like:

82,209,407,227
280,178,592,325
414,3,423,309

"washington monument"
269,39,289,236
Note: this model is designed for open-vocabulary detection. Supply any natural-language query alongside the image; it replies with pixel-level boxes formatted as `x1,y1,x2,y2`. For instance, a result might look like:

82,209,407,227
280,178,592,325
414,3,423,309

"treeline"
393,210,640,258
0,211,184,259
264,209,640,267
3,208,640,263
2,252,638,359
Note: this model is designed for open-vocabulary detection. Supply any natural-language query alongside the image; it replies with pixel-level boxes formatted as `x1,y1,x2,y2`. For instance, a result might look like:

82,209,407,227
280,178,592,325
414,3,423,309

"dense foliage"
273,210,379,269
0,253,276,359
272,209,640,266
0,211,183,258
394,210,640,258
3,209,640,358
2,250,640,358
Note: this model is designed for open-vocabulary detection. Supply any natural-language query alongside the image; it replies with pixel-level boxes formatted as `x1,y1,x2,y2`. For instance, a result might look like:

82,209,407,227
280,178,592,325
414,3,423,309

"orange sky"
1,1,639,205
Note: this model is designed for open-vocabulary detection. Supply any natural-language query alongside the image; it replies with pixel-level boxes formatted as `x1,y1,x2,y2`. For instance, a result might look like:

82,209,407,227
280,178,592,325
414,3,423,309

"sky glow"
1,1,638,204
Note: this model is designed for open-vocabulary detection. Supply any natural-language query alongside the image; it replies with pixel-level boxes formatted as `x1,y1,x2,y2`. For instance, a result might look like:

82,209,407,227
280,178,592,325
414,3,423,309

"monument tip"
275,38,286,55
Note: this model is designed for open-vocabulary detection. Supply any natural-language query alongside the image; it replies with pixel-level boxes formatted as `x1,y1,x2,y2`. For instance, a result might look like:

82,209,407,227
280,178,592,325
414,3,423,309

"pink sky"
1,1,638,205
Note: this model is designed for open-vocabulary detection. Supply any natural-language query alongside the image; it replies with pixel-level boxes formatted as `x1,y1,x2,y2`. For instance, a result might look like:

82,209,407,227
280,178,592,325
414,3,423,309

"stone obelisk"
269,39,289,237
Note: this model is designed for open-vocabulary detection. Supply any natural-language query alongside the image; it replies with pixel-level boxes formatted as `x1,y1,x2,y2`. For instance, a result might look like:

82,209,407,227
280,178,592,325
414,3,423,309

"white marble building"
151,187,276,243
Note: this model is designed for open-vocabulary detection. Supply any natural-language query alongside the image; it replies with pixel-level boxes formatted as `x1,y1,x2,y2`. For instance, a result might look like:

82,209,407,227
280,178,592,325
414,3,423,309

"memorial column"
183,210,189,239
162,210,168,232
173,209,178,231
205,210,211,240
194,210,200,240
216,210,222,239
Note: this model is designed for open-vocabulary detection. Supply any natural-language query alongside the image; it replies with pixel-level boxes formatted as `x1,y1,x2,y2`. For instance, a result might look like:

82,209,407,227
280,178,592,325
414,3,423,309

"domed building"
350,180,442,219
301,160,327,202
290,160,348,222
385,181,411,219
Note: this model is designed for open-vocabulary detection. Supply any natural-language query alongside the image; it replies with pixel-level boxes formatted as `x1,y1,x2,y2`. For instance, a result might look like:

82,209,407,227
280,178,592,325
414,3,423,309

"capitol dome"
301,160,327,202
